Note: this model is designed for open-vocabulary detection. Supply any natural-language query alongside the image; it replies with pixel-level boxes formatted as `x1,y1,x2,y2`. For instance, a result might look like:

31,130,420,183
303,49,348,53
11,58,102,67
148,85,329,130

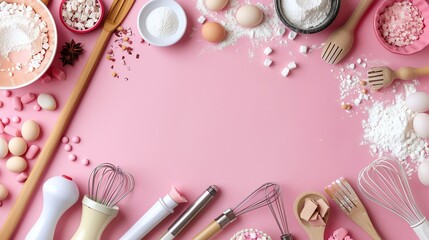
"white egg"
37,93,57,111
205,0,228,11
0,183,8,201
0,137,8,159
21,120,40,141
413,113,429,138
8,137,27,156
6,156,27,173
418,161,429,186
236,5,264,28
406,92,429,113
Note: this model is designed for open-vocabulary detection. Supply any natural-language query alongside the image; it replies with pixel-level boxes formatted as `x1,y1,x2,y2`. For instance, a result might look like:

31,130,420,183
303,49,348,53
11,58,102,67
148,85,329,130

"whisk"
192,182,280,240
358,157,429,240
267,185,293,240
72,163,135,240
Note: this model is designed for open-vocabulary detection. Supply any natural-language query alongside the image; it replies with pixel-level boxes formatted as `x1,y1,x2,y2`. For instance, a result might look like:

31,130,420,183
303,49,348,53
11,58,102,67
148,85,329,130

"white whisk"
358,157,429,240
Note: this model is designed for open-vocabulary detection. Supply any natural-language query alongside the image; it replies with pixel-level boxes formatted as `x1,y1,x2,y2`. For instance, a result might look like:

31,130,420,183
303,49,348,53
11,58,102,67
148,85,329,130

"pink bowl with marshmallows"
59,0,105,33
374,0,429,55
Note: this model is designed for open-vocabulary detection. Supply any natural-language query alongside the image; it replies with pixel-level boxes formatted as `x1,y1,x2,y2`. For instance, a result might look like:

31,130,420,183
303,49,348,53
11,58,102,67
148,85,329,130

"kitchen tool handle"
413,218,429,240
397,66,429,80
0,29,112,240
192,221,222,240
344,0,375,31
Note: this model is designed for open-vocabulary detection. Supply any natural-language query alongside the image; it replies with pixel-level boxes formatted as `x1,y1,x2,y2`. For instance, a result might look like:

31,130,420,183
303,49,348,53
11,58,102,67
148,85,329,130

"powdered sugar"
196,0,285,51
361,84,427,173
281,0,331,29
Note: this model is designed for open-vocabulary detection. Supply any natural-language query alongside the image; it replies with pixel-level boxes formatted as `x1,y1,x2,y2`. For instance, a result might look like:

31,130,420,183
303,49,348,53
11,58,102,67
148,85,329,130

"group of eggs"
406,92,429,186
202,0,264,43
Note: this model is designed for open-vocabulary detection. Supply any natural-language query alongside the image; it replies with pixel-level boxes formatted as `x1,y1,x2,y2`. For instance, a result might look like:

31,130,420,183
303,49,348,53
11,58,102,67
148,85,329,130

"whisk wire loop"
88,163,135,208
358,157,425,226
233,182,280,216
267,187,291,237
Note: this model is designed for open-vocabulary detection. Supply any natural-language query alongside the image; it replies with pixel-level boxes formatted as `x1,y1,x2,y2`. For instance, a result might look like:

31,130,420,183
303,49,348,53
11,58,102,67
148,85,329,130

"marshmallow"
263,58,273,67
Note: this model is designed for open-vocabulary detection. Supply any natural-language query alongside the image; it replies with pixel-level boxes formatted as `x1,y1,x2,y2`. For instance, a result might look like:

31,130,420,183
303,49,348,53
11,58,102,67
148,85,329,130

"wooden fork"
325,178,382,240
367,66,429,90
321,0,375,64
0,0,135,239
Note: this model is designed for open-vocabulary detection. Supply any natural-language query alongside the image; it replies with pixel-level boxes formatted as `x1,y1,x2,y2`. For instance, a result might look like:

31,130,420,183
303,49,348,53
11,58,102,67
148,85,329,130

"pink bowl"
374,0,429,55
59,0,105,34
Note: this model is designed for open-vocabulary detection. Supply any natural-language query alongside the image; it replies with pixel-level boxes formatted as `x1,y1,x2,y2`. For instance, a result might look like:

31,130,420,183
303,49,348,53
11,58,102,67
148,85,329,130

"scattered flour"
196,0,285,53
361,84,427,174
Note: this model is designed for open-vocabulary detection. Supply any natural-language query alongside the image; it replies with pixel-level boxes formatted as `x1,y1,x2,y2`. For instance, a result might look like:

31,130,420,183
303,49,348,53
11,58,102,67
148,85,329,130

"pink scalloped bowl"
374,0,429,55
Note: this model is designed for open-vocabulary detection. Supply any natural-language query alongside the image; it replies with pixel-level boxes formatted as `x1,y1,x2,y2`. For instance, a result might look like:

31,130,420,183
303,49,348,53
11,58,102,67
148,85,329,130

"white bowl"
137,0,187,47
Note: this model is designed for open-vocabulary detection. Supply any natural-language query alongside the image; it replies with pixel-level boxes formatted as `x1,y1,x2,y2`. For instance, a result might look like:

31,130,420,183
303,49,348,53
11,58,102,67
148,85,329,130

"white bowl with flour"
137,0,187,47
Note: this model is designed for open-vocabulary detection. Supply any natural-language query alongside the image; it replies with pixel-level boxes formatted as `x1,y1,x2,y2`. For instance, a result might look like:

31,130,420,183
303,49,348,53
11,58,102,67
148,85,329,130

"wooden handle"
192,221,222,240
344,0,375,31
41,0,49,6
0,28,112,240
396,66,429,80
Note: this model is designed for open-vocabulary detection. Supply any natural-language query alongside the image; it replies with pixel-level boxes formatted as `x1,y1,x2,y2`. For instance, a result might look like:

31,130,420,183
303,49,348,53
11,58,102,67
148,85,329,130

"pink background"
1,0,429,239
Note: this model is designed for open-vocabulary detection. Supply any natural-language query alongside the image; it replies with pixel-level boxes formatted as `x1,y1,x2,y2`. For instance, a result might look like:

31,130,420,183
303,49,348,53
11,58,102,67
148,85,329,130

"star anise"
59,39,83,66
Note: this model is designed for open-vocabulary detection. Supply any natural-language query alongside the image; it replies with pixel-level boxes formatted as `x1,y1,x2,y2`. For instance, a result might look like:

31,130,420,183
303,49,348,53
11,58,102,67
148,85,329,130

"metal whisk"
88,163,135,207
267,185,293,240
358,157,429,240
192,182,280,240
72,163,135,240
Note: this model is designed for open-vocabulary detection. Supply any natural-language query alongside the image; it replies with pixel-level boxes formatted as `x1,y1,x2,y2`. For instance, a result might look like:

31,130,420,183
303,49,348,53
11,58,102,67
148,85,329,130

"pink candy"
21,93,37,104
379,1,424,47
328,228,353,240
26,145,40,160
16,172,28,183
51,67,67,81
40,73,52,83
4,125,20,137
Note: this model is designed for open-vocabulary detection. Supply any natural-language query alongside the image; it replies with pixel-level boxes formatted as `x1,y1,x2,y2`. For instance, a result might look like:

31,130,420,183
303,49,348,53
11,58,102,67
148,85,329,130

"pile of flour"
362,84,427,174
281,0,331,29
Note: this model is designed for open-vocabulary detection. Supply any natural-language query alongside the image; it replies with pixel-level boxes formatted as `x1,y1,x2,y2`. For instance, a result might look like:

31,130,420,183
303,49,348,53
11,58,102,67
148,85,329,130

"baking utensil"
160,185,218,240
120,186,187,240
192,182,280,240
267,186,293,240
59,0,105,33
358,157,429,240
0,0,135,238
0,0,57,89
321,0,375,64
374,0,429,55
274,0,340,34
25,175,79,240
325,177,381,240
293,192,329,240
367,65,429,90
137,0,187,47
72,163,134,240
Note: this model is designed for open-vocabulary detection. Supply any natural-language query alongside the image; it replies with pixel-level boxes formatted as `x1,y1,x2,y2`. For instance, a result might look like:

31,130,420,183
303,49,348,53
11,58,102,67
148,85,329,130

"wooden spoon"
293,192,330,240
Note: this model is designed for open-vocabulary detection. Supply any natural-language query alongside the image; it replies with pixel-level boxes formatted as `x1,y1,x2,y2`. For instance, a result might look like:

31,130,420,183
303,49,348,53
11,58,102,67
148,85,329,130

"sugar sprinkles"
0,1,49,73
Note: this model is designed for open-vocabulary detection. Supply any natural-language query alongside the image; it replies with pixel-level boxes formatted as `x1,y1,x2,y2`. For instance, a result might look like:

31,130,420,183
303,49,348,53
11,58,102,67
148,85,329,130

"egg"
236,5,264,28
0,183,8,201
6,156,27,173
418,161,429,186
406,92,429,113
37,93,57,111
202,22,226,43
21,120,41,141
413,113,429,138
205,0,228,11
8,137,27,156
0,137,8,159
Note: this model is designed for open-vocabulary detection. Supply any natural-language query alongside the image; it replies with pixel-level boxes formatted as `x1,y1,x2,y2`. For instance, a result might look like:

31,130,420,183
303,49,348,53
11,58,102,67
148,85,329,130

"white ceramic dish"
137,0,187,47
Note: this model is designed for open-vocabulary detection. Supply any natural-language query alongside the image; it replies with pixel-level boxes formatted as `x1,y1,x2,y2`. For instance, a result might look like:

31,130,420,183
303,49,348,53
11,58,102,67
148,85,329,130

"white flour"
0,1,49,72
146,7,178,38
362,84,427,174
281,0,331,29
196,0,285,50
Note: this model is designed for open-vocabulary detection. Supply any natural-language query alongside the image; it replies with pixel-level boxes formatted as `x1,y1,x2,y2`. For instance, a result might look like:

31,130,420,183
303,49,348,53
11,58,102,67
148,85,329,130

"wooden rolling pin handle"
192,221,222,240
0,29,112,240
397,66,429,81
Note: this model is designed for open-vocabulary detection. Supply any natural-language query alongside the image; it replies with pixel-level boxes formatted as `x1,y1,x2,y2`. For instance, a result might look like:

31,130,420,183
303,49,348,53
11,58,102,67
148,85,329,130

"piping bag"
120,186,187,240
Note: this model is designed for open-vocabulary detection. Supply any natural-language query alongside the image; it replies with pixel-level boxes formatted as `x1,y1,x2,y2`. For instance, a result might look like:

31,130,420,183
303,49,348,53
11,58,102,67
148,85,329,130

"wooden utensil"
367,65,429,90
293,192,329,240
325,178,382,240
321,0,375,64
0,0,135,239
